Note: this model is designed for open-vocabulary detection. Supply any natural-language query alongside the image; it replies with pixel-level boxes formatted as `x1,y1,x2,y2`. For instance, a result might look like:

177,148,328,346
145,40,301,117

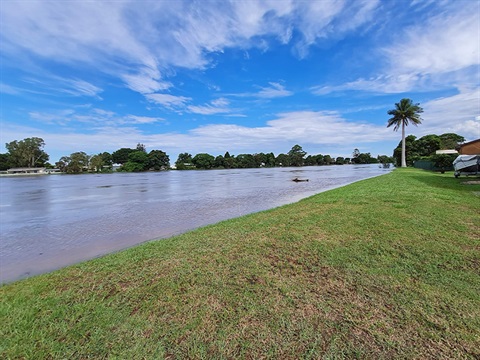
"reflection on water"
0,165,390,283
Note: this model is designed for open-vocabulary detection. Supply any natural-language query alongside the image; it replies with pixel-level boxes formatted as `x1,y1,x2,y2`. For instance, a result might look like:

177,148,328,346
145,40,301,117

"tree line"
392,133,465,168
0,139,392,173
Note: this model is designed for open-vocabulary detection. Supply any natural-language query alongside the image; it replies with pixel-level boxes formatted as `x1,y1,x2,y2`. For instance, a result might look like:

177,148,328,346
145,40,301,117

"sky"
1,0,479,164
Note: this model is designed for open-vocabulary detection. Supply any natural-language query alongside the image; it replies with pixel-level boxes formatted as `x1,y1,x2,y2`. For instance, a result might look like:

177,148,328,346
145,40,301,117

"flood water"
0,165,390,283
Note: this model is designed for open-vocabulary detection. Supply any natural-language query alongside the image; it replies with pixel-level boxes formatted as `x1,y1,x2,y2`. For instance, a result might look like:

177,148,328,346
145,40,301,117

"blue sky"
1,0,479,163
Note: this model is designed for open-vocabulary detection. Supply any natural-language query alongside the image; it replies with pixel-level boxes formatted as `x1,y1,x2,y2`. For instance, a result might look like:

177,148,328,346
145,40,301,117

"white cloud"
0,83,20,95
187,98,232,115
1,0,381,99
28,108,164,127
313,2,480,95
386,6,480,75
145,93,191,108
415,88,480,140
232,82,294,99
257,82,293,98
122,72,172,94
125,115,164,124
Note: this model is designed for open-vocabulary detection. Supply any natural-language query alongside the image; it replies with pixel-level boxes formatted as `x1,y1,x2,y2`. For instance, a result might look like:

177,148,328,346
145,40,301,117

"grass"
1,168,479,359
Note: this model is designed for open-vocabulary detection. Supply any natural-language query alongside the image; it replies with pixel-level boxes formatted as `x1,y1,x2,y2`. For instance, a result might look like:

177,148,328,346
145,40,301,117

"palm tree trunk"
401,121,406,167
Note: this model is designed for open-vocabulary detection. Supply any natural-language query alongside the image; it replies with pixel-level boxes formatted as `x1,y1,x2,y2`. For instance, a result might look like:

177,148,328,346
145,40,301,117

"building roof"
460,138,480,147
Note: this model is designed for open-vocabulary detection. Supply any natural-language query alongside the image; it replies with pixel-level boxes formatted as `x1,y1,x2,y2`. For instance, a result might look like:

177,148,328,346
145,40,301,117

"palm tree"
387,98,423,167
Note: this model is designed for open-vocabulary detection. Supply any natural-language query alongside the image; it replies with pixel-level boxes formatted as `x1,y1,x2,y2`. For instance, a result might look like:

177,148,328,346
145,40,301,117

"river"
0,164,391,283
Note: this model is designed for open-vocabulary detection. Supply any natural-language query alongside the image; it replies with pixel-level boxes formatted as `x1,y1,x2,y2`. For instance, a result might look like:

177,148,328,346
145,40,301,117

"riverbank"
1,168,479,358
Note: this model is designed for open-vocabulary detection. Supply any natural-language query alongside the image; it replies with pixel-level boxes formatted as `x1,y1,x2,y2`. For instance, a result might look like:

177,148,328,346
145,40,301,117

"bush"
431,154,456,173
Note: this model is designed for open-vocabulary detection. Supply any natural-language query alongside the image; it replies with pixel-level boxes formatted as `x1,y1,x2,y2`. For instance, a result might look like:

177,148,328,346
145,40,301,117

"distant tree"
387,98,423,167
112,148,135,164
275,153,290,167
175,153,193,170
355,152,377,164
6,137,49,168
121,150,149,172
253,153,267,167
236,154,256,168
352,148,360,162
0,153,11,170
335,157,345,165
224,156,237,169
323,155,332,165
136,143,147,153
100,152,113,168
89,154,105,172
57,151,89,174
377,155,393,164
288,144,307,166
265,152,276,167
88,152,112,172
192,153,215,169
214,155,225,168
148,150,169,170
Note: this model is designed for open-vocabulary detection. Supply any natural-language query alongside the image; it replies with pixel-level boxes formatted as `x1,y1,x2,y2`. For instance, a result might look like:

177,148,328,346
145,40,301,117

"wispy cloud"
187,98,232,115
0,83,20,95
312,2,480,95
1,1,381,99
257,82,293,98
145,93,191,108
28,107,164,127
417,88,480,140
232,82,294,99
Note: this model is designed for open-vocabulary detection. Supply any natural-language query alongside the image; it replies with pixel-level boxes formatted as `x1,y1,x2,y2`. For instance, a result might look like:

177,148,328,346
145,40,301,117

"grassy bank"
1,168,479,359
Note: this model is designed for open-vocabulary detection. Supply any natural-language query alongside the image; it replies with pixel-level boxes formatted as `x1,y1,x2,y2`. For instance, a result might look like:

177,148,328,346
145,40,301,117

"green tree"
387,98,423,167
57,152,90,174
416,134,441,157
393,135,418,166
121,151,149,172
136,143,147,152
224,156,237,169
0,153,12,170
112,148,135,164
236,154,256,168
148,150,169,170
323,155,332,165
89,154,105,172
192,153,215,169
214,155,225,168
352,148,360,163
175,153,193,170
275,153,290,167
288,145,307,166
335,157,345,165
439,133,465,150
6,137,49,168
377,155,394,167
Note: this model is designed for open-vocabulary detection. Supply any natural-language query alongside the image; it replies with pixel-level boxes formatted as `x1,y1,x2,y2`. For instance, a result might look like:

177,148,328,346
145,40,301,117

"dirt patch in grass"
462,180,480,185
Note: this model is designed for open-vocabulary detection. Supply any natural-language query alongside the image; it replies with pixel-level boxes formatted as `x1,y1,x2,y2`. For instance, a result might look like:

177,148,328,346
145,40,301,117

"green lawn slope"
1,168,479,359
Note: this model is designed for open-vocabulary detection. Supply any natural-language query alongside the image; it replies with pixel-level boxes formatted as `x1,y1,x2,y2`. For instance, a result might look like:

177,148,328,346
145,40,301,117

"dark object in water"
292,177,309,182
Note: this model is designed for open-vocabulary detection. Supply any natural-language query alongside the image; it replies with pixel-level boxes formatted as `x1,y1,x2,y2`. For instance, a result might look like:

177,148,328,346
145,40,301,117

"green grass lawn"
1,168,479,359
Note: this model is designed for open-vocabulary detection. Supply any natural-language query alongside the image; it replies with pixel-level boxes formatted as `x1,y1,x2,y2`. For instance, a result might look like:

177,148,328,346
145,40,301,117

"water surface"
0,165,390,283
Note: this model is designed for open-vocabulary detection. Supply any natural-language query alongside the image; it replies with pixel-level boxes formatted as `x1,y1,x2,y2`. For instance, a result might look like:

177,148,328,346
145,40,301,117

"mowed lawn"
1,168,479,359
